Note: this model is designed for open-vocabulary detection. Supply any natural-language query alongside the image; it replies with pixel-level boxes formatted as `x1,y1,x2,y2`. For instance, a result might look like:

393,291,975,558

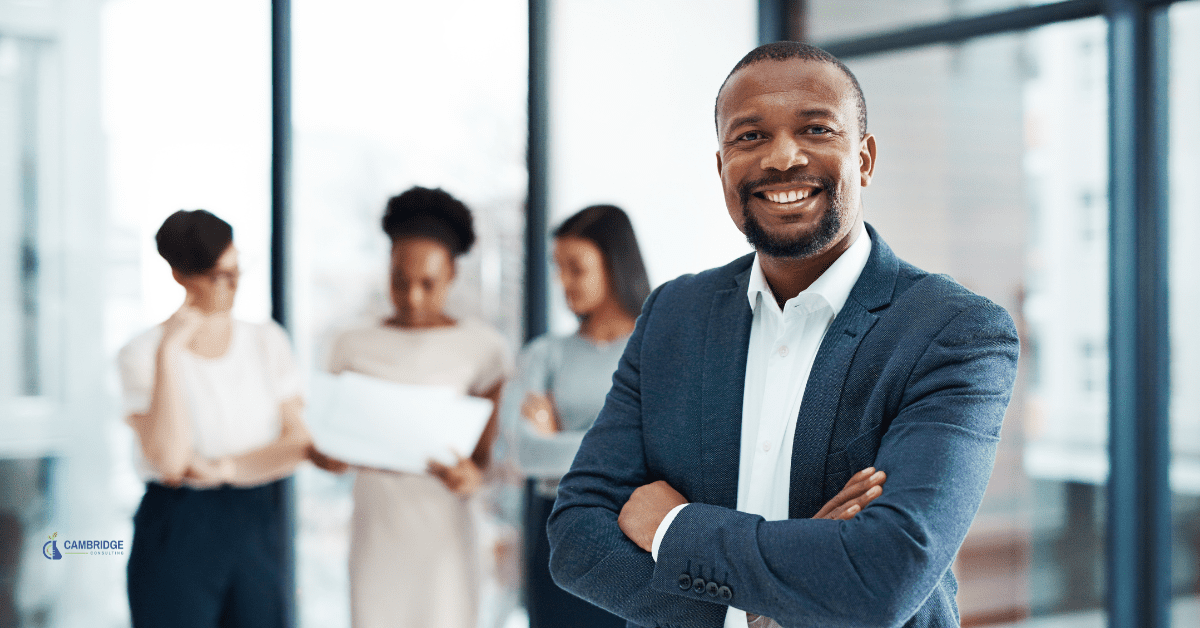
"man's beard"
738,174,843,259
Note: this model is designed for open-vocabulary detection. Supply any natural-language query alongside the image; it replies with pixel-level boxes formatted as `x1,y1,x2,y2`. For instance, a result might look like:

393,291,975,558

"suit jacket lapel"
700,264,754,511
788,224,899,518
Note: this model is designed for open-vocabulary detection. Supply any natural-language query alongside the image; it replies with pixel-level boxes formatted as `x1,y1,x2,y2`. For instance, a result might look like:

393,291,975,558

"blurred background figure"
500,204,649,628
117,210,314,627
323,187,511,628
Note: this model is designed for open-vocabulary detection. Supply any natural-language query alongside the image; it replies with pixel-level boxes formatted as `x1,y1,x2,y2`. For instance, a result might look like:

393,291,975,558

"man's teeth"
764,188,814,204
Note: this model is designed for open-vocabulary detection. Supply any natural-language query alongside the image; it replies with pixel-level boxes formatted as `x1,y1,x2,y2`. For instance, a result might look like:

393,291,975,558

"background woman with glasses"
117,209,320,628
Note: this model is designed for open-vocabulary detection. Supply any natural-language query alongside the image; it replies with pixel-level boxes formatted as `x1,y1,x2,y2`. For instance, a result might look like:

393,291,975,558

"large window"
828,17,1109,624
289,1,528,626
809,0,1196,625
2,0,113,626
0,32,62,628
1169,0,1200,620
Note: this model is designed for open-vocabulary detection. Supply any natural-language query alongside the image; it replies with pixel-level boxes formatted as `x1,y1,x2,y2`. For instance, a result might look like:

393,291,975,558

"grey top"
499,331,630,485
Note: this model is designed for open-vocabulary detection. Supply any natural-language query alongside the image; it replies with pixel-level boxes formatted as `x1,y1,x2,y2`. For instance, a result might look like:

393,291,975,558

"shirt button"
761,441,771,452
778,345,789,357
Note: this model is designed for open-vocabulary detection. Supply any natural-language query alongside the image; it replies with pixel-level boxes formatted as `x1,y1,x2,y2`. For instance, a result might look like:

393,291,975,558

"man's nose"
760,135,808,171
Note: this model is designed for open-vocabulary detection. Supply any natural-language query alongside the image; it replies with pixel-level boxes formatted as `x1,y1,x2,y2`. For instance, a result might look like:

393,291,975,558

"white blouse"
117,319,302,482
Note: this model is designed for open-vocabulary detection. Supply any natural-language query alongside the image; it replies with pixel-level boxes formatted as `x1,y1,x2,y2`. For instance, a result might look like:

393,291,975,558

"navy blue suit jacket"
546,225,1020,628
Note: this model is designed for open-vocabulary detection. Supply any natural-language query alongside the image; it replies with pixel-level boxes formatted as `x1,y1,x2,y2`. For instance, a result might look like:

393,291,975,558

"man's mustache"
738,172,835,205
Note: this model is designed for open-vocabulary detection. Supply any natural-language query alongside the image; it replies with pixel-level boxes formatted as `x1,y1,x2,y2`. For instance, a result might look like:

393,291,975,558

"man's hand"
813,467,887,520
619,480,689,552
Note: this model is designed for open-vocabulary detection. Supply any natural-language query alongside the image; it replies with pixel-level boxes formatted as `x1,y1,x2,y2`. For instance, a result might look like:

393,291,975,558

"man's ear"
716,150,724,178
859,134,877,187
171,267,186,287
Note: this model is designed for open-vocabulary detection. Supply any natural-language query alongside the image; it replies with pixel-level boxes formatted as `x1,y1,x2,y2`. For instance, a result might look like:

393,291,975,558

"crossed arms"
546,285,1019,627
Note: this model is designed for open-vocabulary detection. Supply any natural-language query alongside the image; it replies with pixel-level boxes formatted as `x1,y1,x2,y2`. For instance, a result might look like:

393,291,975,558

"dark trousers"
524,480,625,628
127,480,289,628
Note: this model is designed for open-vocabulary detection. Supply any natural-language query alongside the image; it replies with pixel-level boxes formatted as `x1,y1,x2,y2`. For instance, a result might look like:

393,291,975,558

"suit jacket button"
677,574,691,590
719,586,732,601
692,578,706,594
706,581,719,597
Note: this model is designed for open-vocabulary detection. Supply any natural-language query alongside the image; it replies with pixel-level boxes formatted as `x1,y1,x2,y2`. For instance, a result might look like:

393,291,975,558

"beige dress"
328,319,510,628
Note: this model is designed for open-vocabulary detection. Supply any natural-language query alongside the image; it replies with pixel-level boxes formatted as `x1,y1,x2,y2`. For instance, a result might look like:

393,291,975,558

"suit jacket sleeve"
547,283,728,628
651,299,1019,627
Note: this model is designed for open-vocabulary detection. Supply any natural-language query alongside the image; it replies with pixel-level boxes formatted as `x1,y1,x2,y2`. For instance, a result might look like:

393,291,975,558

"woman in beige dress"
325,187,510,628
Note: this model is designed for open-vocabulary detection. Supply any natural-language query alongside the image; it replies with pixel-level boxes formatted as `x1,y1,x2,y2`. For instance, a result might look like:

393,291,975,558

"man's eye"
806,126,831,135
737,131,763,141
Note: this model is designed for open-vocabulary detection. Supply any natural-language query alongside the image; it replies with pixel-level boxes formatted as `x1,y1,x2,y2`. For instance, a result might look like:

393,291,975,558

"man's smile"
755,185,823,207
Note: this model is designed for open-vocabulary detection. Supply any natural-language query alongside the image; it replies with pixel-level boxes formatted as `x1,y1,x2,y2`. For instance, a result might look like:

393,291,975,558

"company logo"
43,532,62,560
40,531,125,558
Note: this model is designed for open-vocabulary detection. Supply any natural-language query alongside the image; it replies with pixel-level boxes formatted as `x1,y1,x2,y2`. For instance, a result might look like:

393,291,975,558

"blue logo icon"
43,532,62,560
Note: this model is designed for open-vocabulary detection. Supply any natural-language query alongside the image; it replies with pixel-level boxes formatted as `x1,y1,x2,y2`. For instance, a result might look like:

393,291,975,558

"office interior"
0,0,1196,626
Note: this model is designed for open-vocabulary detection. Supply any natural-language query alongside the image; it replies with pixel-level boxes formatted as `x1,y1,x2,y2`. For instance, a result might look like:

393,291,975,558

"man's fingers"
849,466,876,483
838,470,886,502
830,484,884,520
816,468,876,515
814,468,886,519
841,467,882,490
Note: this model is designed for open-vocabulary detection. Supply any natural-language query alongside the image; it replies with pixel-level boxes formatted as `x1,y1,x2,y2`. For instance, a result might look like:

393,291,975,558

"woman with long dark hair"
501,204,649,628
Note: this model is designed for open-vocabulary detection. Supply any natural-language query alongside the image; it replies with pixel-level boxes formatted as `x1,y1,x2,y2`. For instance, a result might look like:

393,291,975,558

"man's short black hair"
382,186,476,257
715,41,868,139
155,209,233,275
553,204,651,319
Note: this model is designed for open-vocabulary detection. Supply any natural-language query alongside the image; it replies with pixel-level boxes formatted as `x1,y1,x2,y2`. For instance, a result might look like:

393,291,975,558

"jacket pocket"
821,427,883,500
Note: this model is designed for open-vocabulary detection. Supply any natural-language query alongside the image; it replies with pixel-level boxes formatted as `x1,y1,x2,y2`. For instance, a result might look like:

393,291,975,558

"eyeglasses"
205,267,240,285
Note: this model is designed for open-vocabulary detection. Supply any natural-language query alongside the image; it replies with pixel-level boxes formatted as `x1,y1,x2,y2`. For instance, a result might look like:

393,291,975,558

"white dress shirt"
650,227,872,628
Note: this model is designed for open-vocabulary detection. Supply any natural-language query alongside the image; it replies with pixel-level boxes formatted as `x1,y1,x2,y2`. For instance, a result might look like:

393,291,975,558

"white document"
307,371,493,473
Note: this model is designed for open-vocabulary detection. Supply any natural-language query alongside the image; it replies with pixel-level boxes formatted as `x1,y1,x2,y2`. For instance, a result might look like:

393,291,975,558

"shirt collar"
745,224,873,318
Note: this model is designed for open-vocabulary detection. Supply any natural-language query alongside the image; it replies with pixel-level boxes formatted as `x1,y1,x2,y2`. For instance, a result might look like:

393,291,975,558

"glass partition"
837,17,1110,626
1169,0,1200,622
290,1,528,626
101,1,273,626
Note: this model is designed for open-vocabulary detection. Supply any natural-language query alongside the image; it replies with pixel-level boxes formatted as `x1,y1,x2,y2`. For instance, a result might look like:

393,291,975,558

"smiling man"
546,42,1020,628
